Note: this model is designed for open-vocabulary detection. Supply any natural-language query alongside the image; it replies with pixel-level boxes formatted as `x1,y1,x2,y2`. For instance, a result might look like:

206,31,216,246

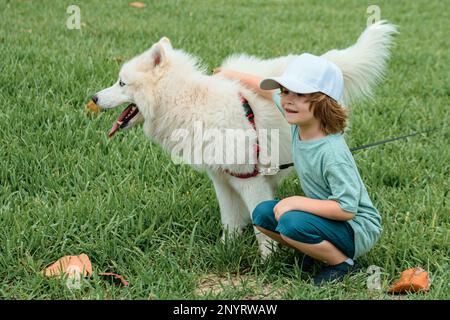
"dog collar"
225,96,260,179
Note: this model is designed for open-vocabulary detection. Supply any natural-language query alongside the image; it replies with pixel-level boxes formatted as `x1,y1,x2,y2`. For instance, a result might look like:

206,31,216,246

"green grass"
0,0,448,299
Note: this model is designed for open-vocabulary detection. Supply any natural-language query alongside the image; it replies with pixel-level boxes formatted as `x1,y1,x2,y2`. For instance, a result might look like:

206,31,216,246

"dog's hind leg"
228,176,278,260
208,172,250,241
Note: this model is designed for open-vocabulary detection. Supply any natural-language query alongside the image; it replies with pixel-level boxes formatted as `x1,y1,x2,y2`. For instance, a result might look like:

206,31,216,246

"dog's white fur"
94,21,397,258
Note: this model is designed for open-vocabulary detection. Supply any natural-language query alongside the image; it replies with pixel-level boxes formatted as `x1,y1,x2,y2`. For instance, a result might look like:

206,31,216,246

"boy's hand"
274,196,355,222
273,196,302,221
210,69,274,101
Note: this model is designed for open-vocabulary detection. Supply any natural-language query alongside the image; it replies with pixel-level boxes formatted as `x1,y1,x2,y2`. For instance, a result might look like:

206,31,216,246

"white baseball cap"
260,53,344,102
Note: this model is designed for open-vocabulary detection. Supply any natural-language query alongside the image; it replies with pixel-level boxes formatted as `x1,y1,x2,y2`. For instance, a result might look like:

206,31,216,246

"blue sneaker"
313,260,358,286
296,254,316,273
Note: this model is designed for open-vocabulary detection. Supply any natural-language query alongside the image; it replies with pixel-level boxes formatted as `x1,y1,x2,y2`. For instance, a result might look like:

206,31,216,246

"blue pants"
252,200,355,259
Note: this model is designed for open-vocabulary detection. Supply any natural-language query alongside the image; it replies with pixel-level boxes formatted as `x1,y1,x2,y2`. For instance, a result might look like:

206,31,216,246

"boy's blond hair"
307,93,347,135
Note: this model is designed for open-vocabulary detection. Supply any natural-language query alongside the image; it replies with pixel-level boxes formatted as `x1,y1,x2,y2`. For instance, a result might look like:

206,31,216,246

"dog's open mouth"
108,104,140,138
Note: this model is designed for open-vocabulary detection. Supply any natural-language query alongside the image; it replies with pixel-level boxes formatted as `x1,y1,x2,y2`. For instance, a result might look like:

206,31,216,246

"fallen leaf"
43,254,92,278
85,100,100,114
388,267,430,294
98,272,129,286
129,2,145,8
112,56,125,63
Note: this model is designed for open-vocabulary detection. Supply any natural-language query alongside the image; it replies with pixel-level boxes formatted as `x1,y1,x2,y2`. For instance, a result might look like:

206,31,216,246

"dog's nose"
92,95,98,104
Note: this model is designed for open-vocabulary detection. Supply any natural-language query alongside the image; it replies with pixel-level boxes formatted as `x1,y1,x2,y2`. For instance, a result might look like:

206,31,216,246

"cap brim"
260,76,319,94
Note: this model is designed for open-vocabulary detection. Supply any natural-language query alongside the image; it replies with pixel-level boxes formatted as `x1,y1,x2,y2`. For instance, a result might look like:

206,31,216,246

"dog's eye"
119,80,126,87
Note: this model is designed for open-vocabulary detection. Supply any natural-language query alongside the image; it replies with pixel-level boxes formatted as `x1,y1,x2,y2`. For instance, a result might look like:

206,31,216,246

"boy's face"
280,87,316,126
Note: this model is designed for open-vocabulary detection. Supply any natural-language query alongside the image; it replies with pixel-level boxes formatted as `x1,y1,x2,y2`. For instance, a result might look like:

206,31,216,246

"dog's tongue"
108,104,134,138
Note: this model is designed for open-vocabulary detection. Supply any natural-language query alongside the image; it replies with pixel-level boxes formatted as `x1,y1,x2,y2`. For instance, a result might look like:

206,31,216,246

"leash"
274,125,449,172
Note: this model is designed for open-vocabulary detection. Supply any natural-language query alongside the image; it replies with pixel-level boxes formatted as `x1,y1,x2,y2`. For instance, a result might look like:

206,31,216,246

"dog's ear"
159,36,172,50
148,42,166,68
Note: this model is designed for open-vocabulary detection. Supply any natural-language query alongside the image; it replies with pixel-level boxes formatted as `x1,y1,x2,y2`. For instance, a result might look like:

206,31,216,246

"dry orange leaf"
388,267,430,294
43,254,93,278
85,99,100,114
129,2,145,8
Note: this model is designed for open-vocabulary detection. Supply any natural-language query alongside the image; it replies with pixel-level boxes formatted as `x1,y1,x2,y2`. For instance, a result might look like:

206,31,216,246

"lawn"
0,0,448,300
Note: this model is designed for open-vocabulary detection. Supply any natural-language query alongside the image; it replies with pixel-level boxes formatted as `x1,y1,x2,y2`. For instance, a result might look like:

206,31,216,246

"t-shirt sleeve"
324,163,361,214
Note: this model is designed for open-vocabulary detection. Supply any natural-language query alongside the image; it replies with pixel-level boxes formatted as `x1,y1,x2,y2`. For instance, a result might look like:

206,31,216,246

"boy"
217,53,382,285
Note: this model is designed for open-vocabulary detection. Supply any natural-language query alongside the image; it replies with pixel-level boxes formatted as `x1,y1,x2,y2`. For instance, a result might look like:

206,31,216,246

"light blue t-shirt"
273,93,382,259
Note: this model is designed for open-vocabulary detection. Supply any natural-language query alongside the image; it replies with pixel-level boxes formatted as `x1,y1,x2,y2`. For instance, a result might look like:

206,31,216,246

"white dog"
93,21,396,258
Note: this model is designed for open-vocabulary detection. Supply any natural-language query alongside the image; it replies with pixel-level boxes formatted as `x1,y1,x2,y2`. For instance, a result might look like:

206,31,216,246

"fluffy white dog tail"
322,20,398,106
